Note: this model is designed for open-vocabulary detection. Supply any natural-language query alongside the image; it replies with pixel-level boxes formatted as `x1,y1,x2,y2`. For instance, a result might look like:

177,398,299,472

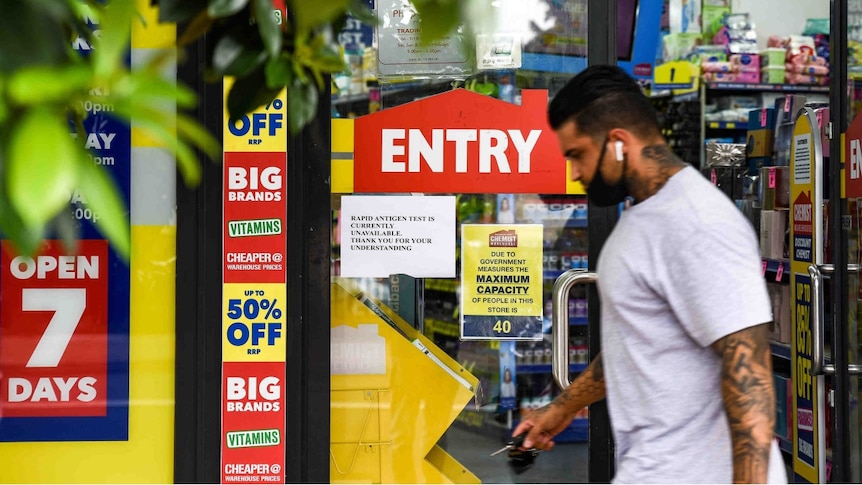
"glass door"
327,0,668,482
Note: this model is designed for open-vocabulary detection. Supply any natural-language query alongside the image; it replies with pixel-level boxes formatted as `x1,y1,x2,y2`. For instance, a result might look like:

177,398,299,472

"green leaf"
310,44,348,73
50,208,82,257
290,0,351,34
92,0,136,78
287,80,317,135
176,113,222,162
7,64,93,106
111,70,198,109
226,67,282,121
346,0,377,26
76,153,130,260
7,108,80,229
211,26,268,77
0,76,7,122
156,0,208,23
416,0,460,45
0,2,71,73
177,10,215,47
111,103,202,185
264,56,294,89
0,198,44,257
208,0,250,18
253,0,282,58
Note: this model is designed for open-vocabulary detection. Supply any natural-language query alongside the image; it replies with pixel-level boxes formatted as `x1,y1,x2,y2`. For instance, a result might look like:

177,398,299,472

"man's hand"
513,353,606,451
513,401,576,451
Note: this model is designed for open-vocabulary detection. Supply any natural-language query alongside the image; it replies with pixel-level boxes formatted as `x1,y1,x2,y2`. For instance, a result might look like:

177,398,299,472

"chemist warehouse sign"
353,89,568,193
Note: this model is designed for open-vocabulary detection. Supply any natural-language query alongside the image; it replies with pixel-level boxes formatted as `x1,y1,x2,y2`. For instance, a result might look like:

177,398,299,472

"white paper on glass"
340,195,456,277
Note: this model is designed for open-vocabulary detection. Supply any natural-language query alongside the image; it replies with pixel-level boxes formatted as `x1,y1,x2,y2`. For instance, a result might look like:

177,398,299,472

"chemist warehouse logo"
489,230,518,248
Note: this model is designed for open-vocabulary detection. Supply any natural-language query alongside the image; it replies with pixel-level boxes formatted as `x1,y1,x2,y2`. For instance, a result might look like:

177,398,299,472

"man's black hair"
548,64,660,141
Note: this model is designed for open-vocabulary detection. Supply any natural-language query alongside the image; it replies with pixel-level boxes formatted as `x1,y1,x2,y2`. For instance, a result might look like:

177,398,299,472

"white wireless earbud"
614,141,624,162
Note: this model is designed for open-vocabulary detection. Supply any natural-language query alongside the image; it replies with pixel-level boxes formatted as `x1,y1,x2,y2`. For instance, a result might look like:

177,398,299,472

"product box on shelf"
705,142,746,167
748,107,777,131
774,94,808,125
760,48,787,67
747,108,776,159
703,71,761,83
759,209,788,260
736,198,761,231
761,66,785,84
747,156,772,173
760,166,790,209
767,283,791,344
747,130,774,158
702,166,745,200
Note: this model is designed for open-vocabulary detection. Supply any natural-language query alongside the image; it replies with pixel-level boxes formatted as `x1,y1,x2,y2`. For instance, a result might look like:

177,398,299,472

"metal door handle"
551,270,597,390
808,264,862,376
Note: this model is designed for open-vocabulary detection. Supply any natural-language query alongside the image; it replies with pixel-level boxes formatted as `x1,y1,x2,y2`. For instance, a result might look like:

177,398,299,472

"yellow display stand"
330,281,479,484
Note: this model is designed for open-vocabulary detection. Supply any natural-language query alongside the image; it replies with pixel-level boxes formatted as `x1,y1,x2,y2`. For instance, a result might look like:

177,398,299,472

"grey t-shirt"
597,166,786,483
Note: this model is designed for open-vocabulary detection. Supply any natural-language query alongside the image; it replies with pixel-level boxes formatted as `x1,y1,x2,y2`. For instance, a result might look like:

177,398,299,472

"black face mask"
586,138,629,207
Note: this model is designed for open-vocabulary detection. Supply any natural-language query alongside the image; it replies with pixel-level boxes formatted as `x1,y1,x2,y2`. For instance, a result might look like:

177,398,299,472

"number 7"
23,288,87,368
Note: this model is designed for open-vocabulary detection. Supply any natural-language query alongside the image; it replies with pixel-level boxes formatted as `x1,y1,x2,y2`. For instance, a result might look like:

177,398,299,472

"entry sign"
353,89,567,194
461,224,544,340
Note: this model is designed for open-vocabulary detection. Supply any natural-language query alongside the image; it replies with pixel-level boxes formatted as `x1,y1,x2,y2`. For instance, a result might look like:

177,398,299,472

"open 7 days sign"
0,240,129,441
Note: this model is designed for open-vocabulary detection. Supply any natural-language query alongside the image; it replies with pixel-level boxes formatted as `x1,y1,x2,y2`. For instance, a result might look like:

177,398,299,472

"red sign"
354,89,567,194
222,361,286,483
223,152,287,283
0,240,108,417
793,191,814,236
846,112,862,198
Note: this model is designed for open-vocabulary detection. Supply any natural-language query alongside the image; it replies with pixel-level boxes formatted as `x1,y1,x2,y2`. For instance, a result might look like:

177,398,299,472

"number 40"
493,320,512,334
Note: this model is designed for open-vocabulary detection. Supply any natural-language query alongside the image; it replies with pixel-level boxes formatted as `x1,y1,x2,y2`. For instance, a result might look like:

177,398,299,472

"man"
512,65,786,483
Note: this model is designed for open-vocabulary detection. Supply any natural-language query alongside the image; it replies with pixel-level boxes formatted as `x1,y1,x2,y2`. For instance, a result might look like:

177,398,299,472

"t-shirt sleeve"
662,217,773,347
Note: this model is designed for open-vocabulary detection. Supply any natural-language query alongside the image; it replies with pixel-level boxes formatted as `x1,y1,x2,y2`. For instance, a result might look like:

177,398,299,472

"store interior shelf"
706,82,830,93
770,341,791,360
532,218,588,228
544,269,589,280
517,362,587,374
706,121,746,130
763,258,790,283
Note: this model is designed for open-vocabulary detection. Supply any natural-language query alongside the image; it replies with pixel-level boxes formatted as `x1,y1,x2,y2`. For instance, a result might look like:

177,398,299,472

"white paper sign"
376,0,472,77
340,195,456,277
794,133,812,184
476,33,522,70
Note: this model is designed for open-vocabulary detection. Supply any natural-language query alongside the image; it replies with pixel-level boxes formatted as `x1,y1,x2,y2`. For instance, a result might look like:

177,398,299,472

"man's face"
554,119,604,188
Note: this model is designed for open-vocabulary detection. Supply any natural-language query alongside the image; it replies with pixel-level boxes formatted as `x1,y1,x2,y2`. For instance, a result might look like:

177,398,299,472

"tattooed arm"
712,324,776,483
513,353,606,450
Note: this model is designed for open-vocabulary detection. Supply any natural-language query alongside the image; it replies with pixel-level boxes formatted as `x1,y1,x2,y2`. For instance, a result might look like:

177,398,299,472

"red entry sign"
354,89,568,194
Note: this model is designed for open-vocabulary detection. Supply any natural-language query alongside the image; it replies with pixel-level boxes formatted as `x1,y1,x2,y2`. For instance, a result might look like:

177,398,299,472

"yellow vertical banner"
789,108,825,484
460,224,544,340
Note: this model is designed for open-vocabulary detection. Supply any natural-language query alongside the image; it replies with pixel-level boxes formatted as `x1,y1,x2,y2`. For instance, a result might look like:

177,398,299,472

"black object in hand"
506,434,539,474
